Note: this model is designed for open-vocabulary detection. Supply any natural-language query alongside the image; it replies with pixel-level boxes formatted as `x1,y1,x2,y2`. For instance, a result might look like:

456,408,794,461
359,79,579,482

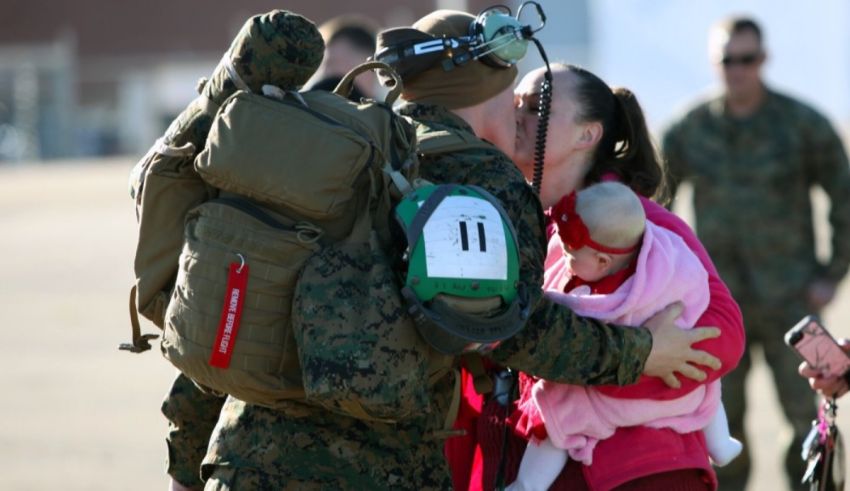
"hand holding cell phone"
786,315,850,383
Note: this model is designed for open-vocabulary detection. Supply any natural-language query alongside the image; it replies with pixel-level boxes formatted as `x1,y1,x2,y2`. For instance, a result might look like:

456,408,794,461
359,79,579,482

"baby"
507,182,742,491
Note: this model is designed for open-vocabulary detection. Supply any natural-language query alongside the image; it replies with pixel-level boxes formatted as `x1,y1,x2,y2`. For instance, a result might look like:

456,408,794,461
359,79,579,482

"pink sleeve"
596,197,745,400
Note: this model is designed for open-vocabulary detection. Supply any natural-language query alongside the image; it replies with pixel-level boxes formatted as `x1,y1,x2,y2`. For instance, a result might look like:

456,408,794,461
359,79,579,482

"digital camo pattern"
662,88,850,301
161,373,225,489
203,10,324,107
292,232,433,422
186,102,652,489
172,10,324,147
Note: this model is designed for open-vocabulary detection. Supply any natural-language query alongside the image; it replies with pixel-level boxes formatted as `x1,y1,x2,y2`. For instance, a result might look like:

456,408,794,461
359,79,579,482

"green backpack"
124,9,325,348
128,51,524,425
156,62,455,422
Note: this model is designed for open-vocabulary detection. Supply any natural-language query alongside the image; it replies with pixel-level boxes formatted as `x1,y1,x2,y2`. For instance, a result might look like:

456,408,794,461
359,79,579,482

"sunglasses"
720,52,762,67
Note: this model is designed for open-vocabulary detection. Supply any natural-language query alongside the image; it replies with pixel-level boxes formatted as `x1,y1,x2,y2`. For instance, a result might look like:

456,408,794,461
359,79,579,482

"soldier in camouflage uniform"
661,16,850,491
154,10,325,491
162,9,723,490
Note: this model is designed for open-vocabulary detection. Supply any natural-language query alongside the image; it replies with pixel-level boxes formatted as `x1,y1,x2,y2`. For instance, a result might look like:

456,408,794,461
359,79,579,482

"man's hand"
799,338,850,398
641,302,722,389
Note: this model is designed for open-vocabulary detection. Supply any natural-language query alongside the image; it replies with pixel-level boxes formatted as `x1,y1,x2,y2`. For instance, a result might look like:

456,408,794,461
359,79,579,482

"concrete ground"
0,159,848,490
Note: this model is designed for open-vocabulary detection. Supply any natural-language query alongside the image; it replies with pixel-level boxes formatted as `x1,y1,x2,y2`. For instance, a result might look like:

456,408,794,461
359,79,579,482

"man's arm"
465,153,717,386
806,112,850,284
660,120,690,206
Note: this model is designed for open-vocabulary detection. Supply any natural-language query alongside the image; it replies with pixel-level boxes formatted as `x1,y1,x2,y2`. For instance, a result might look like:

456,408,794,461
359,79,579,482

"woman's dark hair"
559,64,667,203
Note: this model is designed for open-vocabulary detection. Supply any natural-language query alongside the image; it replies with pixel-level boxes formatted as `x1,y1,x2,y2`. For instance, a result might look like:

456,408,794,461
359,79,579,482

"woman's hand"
799,338,850,398
641,302,722,389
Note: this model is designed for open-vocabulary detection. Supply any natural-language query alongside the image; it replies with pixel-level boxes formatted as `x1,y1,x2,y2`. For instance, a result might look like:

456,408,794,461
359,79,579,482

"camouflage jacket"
662,88,850,301
195,103,652,489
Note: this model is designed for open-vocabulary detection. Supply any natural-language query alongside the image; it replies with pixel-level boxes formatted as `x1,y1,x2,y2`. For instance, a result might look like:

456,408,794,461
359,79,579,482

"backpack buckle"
118,333,159,353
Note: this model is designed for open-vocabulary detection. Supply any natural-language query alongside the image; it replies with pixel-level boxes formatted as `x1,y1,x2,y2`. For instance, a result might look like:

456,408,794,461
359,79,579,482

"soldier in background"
304,14,380,100
661,16,850,490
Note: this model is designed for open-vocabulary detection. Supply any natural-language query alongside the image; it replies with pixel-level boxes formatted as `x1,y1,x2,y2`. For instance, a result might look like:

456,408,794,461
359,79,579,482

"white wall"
590,0,850,136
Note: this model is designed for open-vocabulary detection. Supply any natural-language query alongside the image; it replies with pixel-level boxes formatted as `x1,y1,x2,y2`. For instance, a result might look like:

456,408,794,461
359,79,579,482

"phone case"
785,315,850,378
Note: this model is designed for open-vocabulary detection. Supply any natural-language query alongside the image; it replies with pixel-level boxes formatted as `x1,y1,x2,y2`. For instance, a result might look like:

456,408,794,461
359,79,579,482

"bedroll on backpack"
161,62,447,421
124,9,326,351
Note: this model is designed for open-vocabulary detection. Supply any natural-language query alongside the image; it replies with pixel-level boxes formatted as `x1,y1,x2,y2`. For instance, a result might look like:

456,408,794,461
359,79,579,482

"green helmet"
395,183,529,354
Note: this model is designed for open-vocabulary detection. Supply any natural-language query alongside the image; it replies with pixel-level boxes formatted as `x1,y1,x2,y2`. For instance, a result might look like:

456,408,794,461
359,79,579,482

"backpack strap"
335,61,404,105
462,352,494,395
196,92,222,118
429,368,467,440
417,129,500,157
124,91,221,354
119,286,159,353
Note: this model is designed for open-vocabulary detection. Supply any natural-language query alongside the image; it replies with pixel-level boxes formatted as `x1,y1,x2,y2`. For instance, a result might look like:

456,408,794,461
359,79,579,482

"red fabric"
552,191,640,255
513,371,549,441
563,259,637,295
467,399,716,491
209,261,249,368
445,366,484,491
581,426,716,491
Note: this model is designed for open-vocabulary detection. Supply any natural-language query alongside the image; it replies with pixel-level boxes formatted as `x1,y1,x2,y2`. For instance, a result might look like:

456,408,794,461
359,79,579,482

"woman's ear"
576,121,604,150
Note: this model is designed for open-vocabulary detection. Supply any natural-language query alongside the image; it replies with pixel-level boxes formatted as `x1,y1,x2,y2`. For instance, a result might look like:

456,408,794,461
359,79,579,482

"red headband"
552,191,640,255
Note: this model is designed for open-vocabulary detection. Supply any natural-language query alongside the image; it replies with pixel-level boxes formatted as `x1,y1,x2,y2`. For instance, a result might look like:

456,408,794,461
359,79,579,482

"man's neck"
725,85,766,118
450,106,483,136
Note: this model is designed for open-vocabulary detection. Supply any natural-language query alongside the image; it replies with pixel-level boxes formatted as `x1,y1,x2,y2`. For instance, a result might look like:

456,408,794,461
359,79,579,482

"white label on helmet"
422,196,508,280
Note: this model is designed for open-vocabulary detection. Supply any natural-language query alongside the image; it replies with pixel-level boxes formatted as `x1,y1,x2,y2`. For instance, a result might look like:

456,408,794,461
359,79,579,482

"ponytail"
563,65,667,202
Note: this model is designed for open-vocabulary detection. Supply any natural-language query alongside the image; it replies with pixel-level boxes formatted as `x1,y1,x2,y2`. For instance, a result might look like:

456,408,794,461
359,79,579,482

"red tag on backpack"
209,259,249,369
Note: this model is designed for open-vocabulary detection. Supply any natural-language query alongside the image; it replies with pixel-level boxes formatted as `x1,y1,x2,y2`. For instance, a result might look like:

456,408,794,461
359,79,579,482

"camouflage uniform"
161,374,226,489
195,103,653,489
149,9,325,488
661,88,850,490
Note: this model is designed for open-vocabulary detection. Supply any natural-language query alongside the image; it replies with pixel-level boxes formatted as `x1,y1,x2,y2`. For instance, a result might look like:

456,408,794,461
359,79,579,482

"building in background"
0,0,845,162
0,0,520,161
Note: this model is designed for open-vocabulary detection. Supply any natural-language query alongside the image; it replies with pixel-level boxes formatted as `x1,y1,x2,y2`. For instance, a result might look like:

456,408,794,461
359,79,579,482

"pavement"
0,158,847,490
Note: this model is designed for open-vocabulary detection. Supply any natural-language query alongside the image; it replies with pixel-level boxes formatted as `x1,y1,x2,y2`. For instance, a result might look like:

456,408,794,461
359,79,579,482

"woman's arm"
597,197,745,399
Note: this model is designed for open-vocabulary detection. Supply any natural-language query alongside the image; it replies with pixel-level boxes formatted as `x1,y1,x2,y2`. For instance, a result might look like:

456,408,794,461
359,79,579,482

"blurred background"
0,0,848,490
0,0,846,162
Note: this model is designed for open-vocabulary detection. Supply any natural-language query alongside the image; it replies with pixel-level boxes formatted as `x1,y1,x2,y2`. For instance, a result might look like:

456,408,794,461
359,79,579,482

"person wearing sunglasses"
661,16,850,490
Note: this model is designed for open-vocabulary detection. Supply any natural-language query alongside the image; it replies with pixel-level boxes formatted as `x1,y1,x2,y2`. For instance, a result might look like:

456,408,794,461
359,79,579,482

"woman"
450,64,745,490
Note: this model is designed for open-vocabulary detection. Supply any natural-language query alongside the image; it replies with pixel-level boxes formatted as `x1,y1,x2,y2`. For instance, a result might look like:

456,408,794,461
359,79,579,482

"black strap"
493,368,517,491
404,184,457,252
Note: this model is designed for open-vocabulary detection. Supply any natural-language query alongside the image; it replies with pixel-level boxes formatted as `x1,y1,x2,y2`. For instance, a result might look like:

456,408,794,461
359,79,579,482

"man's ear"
576,121,604,150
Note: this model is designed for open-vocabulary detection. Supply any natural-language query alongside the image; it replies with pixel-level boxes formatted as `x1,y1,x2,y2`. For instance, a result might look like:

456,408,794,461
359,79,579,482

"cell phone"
785,315,850,379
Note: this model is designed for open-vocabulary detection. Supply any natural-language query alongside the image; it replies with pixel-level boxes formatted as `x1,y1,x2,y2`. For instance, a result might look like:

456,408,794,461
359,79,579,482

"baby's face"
563,243,608,282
